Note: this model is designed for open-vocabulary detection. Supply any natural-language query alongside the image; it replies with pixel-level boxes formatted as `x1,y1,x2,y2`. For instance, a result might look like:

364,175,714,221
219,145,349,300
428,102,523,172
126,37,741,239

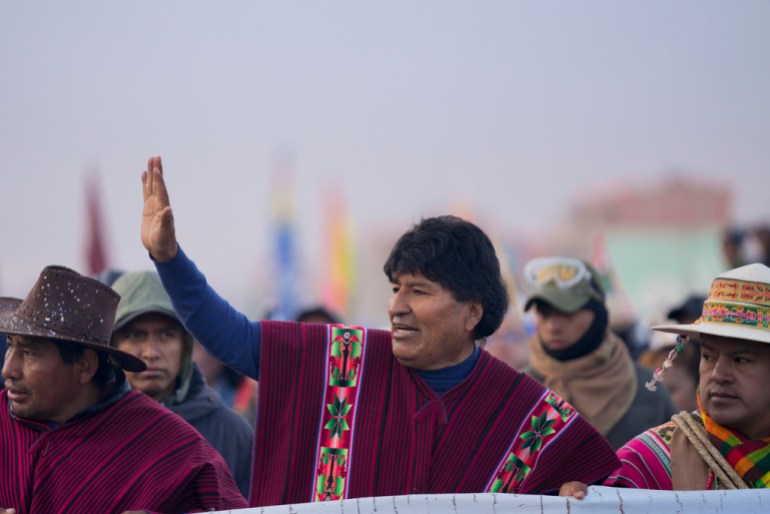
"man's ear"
76,349,100,384
465,302,483,334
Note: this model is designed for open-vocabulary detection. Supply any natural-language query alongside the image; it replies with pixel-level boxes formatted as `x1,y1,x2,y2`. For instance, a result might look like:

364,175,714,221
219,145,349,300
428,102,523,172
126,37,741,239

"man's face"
114,313,185,402
534,303,595,352
388,272,481,371
699,334,770,440
2,335,85,423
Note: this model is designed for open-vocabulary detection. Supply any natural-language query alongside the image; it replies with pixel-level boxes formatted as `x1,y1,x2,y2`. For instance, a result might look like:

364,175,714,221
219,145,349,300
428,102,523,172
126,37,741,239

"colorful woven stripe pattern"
698,278,770,332
605,421,676,490
313,326,366,501
709,279,770,304
700,396,770,488
488,392,577,493
700,302,770,330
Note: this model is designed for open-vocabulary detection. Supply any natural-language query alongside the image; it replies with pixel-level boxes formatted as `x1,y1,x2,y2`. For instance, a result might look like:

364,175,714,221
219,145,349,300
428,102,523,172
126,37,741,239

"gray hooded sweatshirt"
111,270,253,497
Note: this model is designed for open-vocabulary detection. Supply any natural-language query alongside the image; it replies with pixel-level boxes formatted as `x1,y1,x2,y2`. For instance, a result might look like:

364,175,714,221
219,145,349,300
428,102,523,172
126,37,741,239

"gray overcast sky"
1,1,769,310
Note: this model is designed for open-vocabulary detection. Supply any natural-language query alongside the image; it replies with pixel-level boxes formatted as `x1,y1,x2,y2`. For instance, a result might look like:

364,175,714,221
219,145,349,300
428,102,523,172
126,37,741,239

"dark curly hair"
383,215,508,339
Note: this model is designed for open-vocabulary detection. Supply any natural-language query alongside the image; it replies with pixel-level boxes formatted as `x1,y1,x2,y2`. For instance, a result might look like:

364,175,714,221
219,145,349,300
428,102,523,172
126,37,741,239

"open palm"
141,156,178,261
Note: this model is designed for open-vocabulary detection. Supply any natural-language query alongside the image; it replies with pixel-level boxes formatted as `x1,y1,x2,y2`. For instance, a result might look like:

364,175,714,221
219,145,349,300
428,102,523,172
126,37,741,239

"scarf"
698,394,770,488
528,330,636,435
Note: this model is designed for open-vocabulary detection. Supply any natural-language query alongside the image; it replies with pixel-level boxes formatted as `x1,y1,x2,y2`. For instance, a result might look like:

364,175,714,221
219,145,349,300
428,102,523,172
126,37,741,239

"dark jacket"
167,364,254,498
606,362,676,449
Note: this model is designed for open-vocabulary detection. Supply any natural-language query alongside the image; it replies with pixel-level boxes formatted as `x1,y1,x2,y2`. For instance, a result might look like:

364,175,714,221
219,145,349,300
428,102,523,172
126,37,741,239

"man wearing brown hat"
0,266,247,513
522,257,676,450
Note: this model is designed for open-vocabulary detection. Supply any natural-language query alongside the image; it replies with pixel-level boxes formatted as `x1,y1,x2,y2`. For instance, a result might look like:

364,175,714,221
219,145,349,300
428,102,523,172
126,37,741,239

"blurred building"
542,176,731,324
571,177,730,228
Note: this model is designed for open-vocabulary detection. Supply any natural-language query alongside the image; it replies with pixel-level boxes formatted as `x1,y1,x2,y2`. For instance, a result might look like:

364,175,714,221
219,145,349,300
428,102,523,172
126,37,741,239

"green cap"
523,258,605,313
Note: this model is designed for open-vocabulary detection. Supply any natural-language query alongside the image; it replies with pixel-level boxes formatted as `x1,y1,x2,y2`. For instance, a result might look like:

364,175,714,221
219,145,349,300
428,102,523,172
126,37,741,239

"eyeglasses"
523,257,593,290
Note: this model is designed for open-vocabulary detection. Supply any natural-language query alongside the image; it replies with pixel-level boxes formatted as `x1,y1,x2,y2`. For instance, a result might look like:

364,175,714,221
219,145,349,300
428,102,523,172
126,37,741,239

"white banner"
212,486,770,513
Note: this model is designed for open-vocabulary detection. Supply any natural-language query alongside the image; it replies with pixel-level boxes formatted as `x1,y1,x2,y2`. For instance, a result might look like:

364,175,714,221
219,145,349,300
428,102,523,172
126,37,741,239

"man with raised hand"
141,155,619,506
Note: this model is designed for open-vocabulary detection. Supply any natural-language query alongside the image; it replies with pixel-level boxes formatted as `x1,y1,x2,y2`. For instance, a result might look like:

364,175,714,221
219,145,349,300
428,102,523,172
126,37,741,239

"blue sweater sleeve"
153,246,261,379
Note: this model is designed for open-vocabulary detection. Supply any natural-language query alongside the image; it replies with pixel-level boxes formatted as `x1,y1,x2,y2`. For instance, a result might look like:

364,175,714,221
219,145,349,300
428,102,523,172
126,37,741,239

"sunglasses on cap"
523,257,594,290
523,257,606,313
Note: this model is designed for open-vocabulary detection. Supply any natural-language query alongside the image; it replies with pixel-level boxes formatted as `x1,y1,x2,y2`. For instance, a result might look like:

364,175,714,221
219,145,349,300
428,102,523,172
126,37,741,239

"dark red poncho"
250,322,618,506
0,389,247,514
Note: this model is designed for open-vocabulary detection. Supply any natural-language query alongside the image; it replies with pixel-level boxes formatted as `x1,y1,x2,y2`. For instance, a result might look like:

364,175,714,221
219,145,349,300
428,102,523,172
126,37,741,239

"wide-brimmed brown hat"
0,266,146,371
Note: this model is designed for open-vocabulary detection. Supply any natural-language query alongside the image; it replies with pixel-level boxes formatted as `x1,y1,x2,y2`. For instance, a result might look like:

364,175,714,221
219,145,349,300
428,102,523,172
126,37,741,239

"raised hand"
141,156,179,261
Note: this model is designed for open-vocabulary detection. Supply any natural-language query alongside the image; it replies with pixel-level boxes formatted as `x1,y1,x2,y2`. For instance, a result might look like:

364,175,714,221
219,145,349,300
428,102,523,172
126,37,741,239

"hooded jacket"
111,270,254,498
166,364,253,497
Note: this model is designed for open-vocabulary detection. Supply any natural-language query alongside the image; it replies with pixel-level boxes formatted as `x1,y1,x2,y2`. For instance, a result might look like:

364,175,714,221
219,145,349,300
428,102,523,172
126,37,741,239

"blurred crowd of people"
722,223,770,269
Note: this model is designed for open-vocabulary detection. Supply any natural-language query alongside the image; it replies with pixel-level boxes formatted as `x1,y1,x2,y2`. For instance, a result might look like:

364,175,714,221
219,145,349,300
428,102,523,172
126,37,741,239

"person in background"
295,305,341,324
139,155,619,507
484,312,531,371
193,340,241,402
522,257,676,450
667,295,708,326
638,294,705,413
638,342,699,414
0,266,246,513
110,270,253,497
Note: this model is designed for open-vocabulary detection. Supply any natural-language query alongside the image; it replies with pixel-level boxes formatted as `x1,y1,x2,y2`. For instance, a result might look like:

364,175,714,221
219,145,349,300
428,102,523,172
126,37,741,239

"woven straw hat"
653,263,770,345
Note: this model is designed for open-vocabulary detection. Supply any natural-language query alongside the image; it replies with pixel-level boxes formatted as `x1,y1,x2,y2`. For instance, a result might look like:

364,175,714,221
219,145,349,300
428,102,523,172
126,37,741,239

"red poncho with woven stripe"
250,321,619,506
0,389,248,514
